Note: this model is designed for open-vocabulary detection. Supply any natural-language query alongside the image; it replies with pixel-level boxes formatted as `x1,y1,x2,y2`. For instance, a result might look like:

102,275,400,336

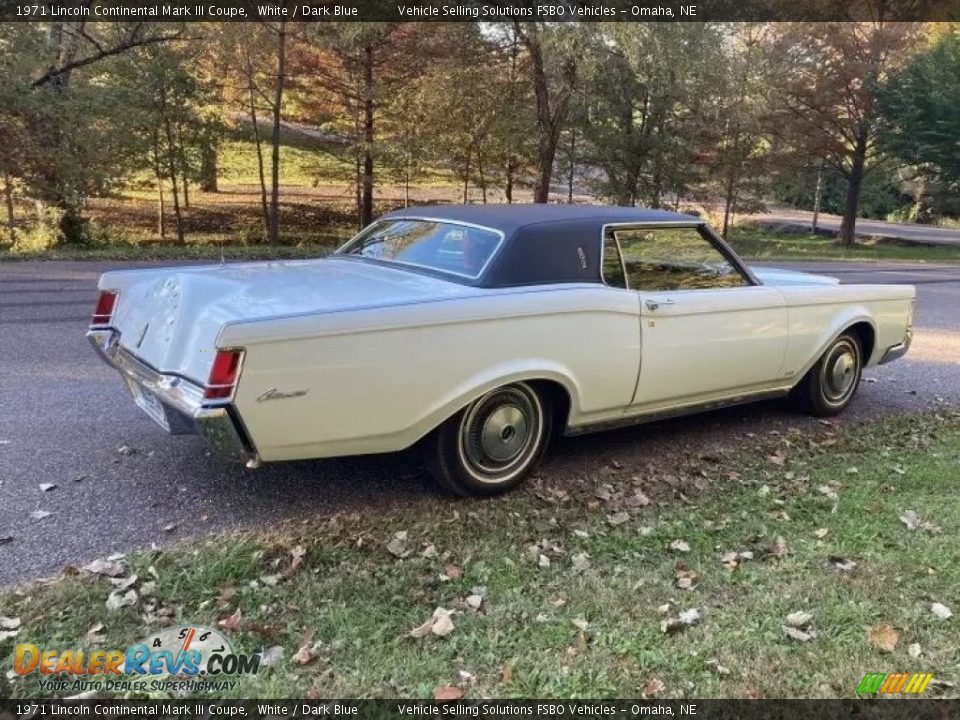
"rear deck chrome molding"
86,329,256,465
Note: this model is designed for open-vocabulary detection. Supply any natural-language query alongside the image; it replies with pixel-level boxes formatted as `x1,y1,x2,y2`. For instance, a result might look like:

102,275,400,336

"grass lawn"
727,227,960,264
2,411,958,699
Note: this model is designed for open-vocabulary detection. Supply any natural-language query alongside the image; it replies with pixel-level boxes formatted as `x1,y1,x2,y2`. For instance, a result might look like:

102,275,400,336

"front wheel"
791,332,862,417
425,382,552,497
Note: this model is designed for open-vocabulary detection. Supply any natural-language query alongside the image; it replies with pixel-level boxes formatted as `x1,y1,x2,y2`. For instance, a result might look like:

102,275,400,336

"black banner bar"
2,700,960,720
0,0,957,22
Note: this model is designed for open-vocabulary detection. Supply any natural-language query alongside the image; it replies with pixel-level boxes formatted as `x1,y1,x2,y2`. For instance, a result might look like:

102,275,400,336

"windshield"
336,219,503,279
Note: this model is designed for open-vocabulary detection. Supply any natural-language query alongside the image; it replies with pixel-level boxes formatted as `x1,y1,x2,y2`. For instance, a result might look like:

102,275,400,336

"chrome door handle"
645,298,676,311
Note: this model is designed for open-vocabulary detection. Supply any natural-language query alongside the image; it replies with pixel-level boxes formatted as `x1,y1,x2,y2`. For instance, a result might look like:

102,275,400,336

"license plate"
126,378,170,432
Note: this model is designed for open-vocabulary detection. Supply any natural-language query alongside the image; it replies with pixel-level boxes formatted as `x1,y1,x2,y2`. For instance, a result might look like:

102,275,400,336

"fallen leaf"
85,623,105,644
292,641,318,666
82,559,126,578
538,554,551,568
931,602,953,620
386,531,410,558
782,626,815,642
421,543,438,558
432,686,464,701
162,523,177,533
826,556,859,573
0,617,21,630
643,677,666,696
105,589,137,612
410,607,455,638
571,618,589,632
771,536,789,558
607,511,630,526
785,611,813,628
866,624,899,652
285,545,307,577
899,510,939,533
571,552,591,571
814,528,830,539
767,453,786,466
39,483,57,492
117,445,135,456
678,608,701,626
260,645,284,668
442,564,462,581
705,658,731,676
30,510,52,521
908,643,922,658
817,485,838,500
465,595,483,611
669,539,690,553
110,574,138,591
0,535,13,546
218,608,243,631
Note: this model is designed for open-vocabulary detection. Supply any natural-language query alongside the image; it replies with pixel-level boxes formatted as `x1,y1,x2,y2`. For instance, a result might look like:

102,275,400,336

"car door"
603,224,789,410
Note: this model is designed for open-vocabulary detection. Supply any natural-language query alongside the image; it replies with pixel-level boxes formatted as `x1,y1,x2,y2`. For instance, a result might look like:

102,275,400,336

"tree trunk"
462,149,471,204
176,122,190,209
722,170,736,239
3,172,14,244
158,81,185,245
505,160,514,204
403,163,410,208
246,55,270,243
811,161,823,233
567,129,575,204
839,130,867,246
268,17,287,245
477,147,487,204
152,130,166,240
199,143,218,192
360,44,375,228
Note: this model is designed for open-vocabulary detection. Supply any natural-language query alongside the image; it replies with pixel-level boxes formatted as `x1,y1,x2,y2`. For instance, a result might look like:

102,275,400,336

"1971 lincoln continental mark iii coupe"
88,205,915,496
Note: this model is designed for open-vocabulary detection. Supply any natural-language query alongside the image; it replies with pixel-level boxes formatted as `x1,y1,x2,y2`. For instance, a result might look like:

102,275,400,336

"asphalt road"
1,260,959,585
750,209,960,247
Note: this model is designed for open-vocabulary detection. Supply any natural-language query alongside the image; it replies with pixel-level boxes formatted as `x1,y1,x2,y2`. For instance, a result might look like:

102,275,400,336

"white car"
88,205,914,496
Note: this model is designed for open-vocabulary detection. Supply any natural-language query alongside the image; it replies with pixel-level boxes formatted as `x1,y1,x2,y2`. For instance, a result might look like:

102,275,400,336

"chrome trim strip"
879,328,912,365
335,217,507,281
86,329,255,464
564,387,791,436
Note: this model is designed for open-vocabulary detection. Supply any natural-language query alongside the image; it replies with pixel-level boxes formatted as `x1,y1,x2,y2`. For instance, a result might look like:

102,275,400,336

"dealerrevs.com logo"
13,625,261,693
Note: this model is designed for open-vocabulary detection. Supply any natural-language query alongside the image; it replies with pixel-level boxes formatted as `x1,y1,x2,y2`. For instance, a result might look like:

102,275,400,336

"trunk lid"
102,258,479,383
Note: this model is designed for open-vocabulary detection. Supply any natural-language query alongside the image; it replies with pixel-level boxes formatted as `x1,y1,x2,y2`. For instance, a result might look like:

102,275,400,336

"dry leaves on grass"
782,611,816,642
441,564,462,581
899,510,940,533
82,558,127,578
931,602,953,620
771,536,789,558
409,608,455,638
668,539,690,553
661,608,700,634
643,678,666,696
218,608,243,632
386,531,411,559
866,624,899,652
105,589,137,612
433,686,464,700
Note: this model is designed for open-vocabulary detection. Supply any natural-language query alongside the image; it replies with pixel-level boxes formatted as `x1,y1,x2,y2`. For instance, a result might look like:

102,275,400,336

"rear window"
337,219,503,279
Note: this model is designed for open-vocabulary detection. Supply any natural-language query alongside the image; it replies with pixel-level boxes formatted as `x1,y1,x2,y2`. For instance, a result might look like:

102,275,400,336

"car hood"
751,267,841,287
101,257,480,383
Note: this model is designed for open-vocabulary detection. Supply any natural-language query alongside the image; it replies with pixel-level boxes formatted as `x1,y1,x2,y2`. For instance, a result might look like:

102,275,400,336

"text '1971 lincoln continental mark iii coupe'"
88,205,915,496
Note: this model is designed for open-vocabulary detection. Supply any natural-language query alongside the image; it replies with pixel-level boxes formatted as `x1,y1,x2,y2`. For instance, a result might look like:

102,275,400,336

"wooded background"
1,19,957,251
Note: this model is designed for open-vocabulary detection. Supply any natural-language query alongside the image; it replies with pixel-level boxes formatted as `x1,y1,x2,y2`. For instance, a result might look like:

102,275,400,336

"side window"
615,227,749,292
602,230,627,289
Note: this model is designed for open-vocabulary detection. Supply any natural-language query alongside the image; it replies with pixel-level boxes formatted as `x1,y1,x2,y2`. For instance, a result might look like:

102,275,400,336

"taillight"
204,349,243,401
91,291,117,326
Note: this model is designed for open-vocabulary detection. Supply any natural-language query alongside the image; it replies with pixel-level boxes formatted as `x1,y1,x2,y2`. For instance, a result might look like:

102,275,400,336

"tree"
767,22,917,244
876,28,960,216
513,22,580,204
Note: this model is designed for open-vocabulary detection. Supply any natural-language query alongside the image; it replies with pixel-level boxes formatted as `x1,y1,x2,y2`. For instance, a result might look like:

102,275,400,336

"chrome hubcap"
821,339,859,403
459,384,543,483
481,406,529,462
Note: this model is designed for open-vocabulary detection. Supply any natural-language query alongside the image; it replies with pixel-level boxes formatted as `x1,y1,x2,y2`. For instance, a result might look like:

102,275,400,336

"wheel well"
528,379,572,432
846,322,876,362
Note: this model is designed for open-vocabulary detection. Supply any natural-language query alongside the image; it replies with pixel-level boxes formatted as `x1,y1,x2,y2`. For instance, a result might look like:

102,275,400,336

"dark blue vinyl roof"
380,204,699,236
373,203,707,288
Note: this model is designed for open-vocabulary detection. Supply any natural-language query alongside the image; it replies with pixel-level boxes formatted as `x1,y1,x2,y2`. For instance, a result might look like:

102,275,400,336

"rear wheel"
791,332,862,416
425,382,552,497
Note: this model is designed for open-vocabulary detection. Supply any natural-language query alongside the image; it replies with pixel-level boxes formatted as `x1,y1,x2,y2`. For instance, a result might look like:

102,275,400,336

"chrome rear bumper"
879,327,912,365
87,329,256,465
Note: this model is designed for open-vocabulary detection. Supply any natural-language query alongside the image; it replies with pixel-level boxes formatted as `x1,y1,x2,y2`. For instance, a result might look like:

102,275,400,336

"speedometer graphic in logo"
143,625,235,674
